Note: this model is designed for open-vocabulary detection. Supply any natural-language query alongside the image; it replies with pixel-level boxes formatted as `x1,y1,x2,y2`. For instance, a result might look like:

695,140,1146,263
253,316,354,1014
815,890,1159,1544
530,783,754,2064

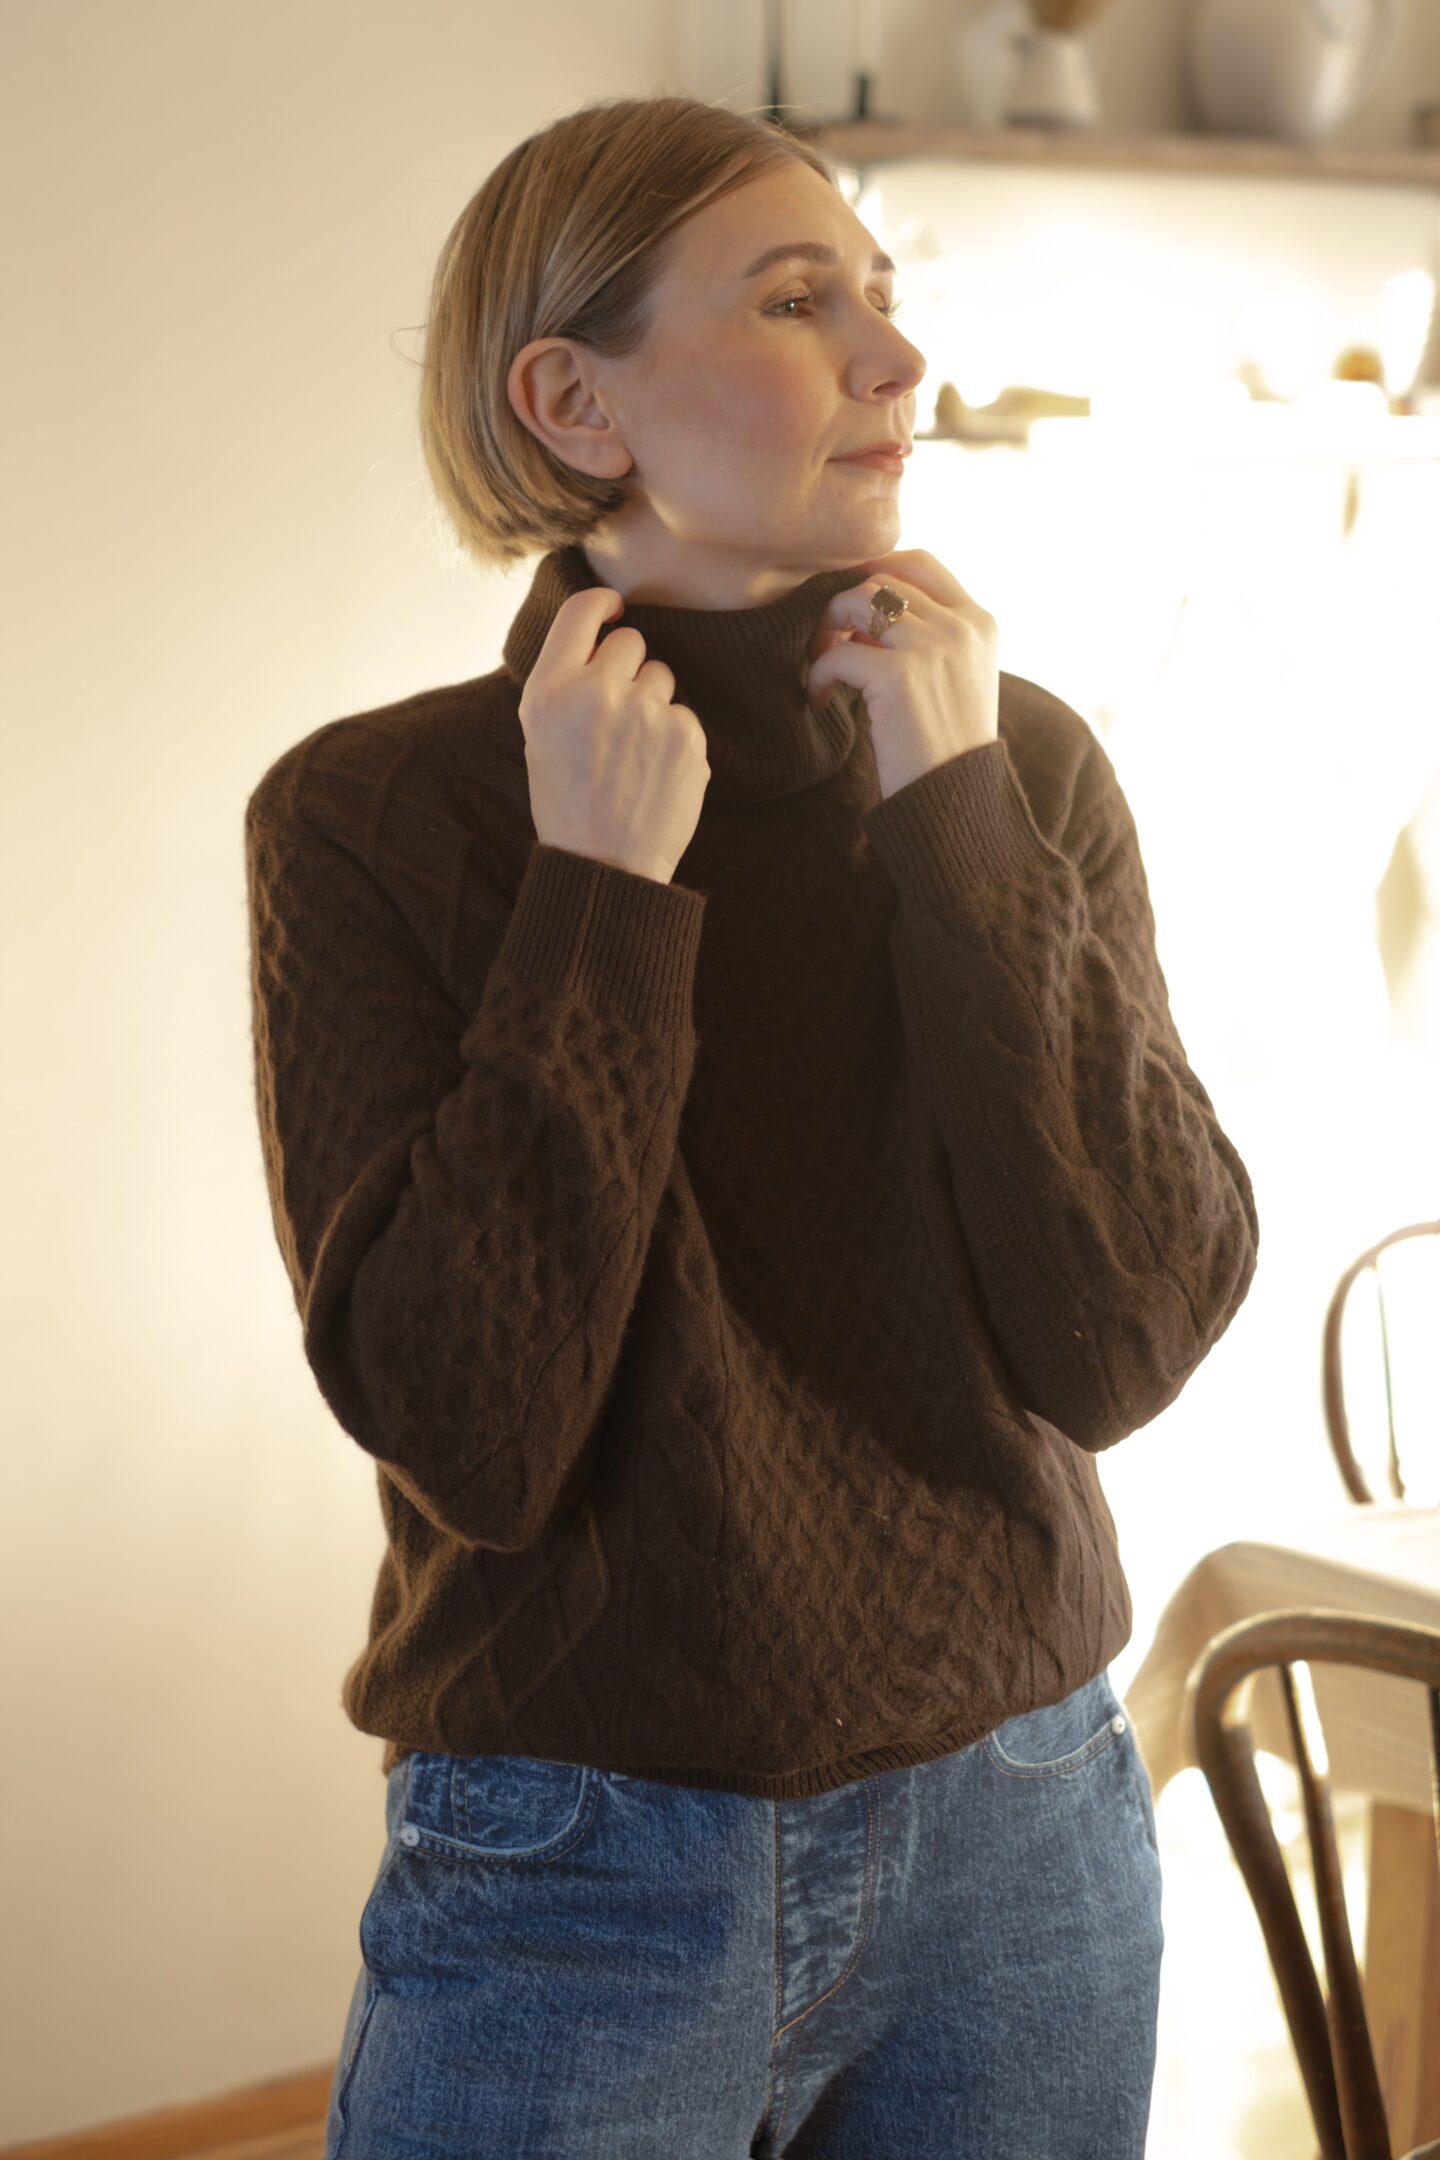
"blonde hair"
416,94,837,573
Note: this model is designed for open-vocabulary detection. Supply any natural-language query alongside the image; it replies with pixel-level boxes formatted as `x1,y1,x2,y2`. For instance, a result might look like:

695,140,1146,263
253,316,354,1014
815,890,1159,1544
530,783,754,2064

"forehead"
672,162,887,282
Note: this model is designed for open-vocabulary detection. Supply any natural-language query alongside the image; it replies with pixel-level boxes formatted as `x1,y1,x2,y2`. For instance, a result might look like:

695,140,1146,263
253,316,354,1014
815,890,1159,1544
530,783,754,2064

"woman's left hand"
804,549,1000,801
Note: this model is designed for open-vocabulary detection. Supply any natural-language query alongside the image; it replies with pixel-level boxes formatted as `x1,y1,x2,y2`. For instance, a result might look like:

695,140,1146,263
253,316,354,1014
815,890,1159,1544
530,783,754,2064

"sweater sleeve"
244,795,707,1550
858,712,1259,1453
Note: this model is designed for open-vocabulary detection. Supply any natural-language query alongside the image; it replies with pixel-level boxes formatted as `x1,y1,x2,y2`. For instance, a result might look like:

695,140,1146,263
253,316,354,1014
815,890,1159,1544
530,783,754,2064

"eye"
767,286,905,322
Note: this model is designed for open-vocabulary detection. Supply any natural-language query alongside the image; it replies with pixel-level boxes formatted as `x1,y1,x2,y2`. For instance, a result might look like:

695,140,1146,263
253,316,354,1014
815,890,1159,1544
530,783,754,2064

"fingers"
590,621,652,675
809,575,927,661
533,585,626,682
805,627,888,710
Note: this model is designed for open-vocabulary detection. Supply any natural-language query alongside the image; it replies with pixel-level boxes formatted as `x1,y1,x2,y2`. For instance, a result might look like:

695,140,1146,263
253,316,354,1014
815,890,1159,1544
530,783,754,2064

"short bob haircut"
417,93,837,573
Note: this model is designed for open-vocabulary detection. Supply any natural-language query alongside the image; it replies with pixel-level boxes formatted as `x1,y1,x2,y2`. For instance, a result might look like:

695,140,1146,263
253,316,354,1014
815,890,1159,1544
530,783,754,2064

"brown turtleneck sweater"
243,544,1259,1797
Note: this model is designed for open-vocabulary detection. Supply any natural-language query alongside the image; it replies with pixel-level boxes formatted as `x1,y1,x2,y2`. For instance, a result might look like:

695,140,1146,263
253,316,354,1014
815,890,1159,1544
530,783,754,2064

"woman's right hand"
517,587,711,887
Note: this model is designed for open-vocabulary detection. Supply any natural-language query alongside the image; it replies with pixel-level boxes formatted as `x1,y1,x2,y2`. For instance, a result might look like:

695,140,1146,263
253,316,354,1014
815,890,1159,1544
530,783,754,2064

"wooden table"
1122,1502,1440,2151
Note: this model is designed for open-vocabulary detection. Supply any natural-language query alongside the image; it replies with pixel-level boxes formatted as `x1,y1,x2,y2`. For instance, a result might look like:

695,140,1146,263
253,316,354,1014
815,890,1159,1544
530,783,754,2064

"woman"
244,91,1259,2158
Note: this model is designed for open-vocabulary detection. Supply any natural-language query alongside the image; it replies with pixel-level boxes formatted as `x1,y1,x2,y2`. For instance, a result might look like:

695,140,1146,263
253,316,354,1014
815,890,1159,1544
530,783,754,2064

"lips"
837,442,911,459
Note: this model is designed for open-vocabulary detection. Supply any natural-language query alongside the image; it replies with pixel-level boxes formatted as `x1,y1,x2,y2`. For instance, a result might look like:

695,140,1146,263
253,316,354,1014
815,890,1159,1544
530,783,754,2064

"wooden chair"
1322,1218,1440,1506
1185,1607,1440,2160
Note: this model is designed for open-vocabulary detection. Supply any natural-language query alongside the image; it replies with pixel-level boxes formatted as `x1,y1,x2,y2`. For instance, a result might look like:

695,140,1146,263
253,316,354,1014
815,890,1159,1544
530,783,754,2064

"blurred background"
4,0,1439,2151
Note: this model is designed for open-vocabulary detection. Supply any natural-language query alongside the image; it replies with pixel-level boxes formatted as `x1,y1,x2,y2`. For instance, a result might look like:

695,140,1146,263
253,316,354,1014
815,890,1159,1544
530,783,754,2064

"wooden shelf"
789,119,1440,191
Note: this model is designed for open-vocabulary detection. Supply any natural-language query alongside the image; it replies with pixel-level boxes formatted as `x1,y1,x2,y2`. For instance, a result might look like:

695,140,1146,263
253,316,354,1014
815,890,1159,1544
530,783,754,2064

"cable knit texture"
243,542,1260,1796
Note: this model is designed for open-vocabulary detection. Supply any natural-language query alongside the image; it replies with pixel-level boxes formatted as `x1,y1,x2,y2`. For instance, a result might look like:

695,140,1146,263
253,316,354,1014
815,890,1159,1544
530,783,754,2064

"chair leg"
1363,1799,1440,2150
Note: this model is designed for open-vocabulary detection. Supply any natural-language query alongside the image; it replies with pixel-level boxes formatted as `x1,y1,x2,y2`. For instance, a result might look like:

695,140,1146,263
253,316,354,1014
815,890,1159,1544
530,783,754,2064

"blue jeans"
324,1665,1164,2157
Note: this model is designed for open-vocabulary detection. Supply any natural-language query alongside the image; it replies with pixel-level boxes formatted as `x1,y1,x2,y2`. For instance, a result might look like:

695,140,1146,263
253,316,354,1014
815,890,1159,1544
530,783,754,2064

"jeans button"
1111,1714,1127,1734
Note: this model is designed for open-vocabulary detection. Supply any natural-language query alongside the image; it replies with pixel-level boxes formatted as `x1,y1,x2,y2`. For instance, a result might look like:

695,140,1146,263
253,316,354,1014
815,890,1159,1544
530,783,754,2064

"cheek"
664,335,821,450
729,359,820,443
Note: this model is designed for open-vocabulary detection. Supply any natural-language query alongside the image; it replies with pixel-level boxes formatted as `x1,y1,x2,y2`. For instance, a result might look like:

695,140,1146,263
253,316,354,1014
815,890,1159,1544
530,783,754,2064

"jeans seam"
1125,1735,1162,1860
327,1977,379,2159
769,2015,814,2154
771,1776,883,2042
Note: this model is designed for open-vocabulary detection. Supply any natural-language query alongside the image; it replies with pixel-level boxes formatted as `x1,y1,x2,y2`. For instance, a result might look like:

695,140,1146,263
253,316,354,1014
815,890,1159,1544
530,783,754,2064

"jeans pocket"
982,1668,1130,1779
358,1753,604,1990
396,1749,602,1866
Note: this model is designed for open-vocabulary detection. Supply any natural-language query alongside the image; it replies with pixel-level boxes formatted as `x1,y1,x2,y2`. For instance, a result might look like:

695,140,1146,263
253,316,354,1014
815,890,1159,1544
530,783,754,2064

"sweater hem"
374,1659,1129,1796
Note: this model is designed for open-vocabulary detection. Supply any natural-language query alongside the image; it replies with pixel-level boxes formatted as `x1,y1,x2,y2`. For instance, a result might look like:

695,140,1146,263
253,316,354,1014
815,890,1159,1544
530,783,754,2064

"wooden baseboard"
0,2066,333,2160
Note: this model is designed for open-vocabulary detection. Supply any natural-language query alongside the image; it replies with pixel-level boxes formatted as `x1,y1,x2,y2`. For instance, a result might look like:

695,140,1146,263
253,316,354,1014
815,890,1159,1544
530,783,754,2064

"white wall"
4,0,1437,2141
2,2,680,2140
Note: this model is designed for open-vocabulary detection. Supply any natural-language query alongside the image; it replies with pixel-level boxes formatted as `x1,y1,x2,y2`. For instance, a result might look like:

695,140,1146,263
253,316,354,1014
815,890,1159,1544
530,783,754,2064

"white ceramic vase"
1186,0,1400,147
1003,25,1102,130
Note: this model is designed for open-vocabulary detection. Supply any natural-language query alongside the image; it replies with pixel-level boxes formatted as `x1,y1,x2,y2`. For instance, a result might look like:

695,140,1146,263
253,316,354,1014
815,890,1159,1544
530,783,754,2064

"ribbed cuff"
860,739,1062,913
485,841,708,1036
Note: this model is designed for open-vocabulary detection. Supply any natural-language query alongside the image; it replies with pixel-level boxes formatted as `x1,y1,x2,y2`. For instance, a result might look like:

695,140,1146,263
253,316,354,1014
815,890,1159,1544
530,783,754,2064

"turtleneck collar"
501,544,876,805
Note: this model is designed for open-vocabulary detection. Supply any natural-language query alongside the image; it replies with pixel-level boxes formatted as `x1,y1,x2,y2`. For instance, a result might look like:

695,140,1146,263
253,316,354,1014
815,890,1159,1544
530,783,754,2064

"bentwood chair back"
1185,1606,1440,2160
1321,1218,1440,1506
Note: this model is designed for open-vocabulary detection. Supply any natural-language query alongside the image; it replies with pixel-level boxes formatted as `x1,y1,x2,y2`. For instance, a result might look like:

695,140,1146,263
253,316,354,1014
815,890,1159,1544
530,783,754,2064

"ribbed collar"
501,544,875,805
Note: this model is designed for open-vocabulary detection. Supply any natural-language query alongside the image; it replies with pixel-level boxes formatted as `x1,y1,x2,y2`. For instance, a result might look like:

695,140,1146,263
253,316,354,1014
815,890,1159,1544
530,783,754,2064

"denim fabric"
324,1664,1163,2157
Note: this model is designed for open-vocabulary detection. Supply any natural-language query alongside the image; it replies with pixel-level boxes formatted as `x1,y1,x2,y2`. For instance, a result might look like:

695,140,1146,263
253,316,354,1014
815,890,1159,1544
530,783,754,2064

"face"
506,157,926,610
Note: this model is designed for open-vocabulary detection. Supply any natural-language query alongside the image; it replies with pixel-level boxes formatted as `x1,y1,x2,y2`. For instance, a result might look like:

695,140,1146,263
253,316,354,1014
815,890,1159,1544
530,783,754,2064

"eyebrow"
739,241,896,280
